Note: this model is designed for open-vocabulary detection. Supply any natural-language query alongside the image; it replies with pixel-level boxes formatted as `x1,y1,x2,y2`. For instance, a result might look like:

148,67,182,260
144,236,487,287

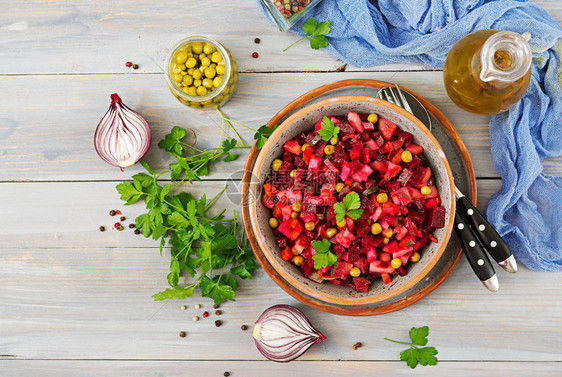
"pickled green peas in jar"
165,36,238,109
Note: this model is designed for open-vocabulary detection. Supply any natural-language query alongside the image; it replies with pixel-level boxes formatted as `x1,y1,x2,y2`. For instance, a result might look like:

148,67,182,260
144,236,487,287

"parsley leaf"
152,285,196,301
254,124,279,150
333,192,364,222
317,116,340,141
311,239,337,269
158,126,187,156
284,17,331,52
384,326,438,369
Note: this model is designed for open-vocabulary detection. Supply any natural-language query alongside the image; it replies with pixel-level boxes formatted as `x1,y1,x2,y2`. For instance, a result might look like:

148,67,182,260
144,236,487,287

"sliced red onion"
252,304,326,363
94,93,152,168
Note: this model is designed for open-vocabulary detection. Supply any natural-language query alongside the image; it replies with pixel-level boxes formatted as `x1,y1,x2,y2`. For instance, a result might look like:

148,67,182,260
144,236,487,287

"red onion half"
94,93,152,168
252,304,326,363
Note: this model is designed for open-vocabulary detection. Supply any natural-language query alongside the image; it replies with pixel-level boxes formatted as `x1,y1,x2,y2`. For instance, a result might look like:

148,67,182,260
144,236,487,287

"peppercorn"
125,62,132,67
192,316,199,321
115,210,122,215
202,311,209,318
117,225,124,231
241,325,248,331
215,310,222,316
120,216,126,221
181,305,187,310
99,226,105,232
195,304,201,309
252,52,259,58
213,304,220,309
254,38,261,44
132,64,139,70
215,320,222,327
114,222,120,228
352,342,363,350
224,372,230,377
179,331,186,338
109,210,116,216
129,224,135,229
134,229,140,235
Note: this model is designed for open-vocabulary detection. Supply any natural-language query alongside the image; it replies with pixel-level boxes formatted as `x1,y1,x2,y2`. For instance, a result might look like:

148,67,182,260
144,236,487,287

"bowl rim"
248,95,456,306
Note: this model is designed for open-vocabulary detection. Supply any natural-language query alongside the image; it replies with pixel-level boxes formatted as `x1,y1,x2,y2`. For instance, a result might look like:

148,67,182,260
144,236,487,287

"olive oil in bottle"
443,30,532,115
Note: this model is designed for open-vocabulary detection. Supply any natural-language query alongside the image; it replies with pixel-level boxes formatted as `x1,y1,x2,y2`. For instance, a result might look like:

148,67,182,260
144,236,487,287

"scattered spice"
215,320,222,327
117,225,124,231
224,372,230,377
335,63,348,72
99,226,105,232
132,64,139,70
213,304,220,309
114,222,120,228
179,331,186,338
109,210,116,216
195,304,201,309
115,210,122,215
241,325,248,331
202,311,209,318
125,62,132,67
254,38,261,44
181,305,187,310
129,224,135,229
134,229,141,235
352,342,363,350
252,52,259,58
215,310,222,316
192,316,199,322
120,216,126,221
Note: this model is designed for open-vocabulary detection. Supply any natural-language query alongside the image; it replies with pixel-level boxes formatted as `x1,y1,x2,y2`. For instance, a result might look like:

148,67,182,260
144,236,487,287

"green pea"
193,79,202,87
191,43,203,54
216,65,225,75
202,78,213,88
187,68,195,75
200,58,210,67
175,51,188,64
196,86,208,96
172,64,182,74
211,51,223,63
185,58,197,69
213,76,223,88
204,67,216,79
186,86,197,96
173,74,183,82
192,70,202,80
182,75,193,86
203,43,215,55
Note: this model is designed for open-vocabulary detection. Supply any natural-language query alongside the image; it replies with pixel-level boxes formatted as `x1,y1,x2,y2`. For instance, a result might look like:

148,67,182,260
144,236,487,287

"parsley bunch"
311,238,337,269
333,192,364,223
384,326,439,369
116,122,258,304
284,17,331,52
317,116,340,142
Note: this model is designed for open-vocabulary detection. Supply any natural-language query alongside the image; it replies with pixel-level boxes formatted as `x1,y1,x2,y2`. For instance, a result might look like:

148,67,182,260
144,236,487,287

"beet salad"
262,112,446,292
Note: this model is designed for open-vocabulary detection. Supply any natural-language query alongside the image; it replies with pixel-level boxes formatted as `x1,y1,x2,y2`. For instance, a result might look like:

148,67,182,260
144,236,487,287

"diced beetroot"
411,166,432,187
301,256,315,277
262,195,275,208
406,143,424,155
353,277,371,292
390,186,412,206
379,118,397,140
408,187,422,200
396,131,413,146
370,160,387,174
370,261,394,274
277,236,288,249
340,162,351,181
386,181,401,192
348,112,365,133
394,225,408,241
281,246,293,261
381,274,392,284
380,215,398,228
395,266,408,276
393,247,413,259
330,116,342,124
365,139,379,151
383,162,402,180
362,121,375,131
332,261,353,279
308,155,322,172
423,185,439,199
324,159,340,173
313,140,328,157
284,139,302,155
263,183,277,197
379,252,391,263
351,164,373,182
390,148,404,165
349,149,361,161
320,265,331,274
314,119,323,133
383,241,399,254
397,168,413,186
362,234,383,249
366,247,378,263
278,218,303,241
292,234,312,254
425,206,446,228
399,253,412,267
370,205,383,222
424,197,440,209
301,212,317,223
408,209,426,225
381,141,395,154
345,216,356,232
355,220,371,237
360,148,371,164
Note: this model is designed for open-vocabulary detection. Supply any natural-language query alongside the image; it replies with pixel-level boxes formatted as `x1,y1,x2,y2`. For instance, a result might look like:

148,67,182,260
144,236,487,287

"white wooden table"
1,1,561,376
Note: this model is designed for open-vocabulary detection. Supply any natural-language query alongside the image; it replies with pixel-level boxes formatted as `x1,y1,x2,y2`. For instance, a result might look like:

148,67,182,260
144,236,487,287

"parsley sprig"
283,17,331,52
215,108,278,150
384,326,439,369
317,116,339,142
333,192,364,223
116,125,258,304
311,238,337,269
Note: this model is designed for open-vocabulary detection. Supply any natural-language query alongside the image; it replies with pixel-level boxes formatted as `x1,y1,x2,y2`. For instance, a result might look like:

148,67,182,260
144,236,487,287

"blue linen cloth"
259,0,562,270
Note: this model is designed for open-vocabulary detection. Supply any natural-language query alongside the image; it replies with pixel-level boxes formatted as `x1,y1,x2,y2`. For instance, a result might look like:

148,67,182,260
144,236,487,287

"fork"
378,85,517,292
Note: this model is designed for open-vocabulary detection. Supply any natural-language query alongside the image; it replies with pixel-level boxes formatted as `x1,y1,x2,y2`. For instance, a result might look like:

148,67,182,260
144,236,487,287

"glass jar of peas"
165,36,238,109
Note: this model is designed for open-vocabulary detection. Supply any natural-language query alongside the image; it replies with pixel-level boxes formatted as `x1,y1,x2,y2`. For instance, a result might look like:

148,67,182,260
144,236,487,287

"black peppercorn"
120,216,126,221
99,226,105,232
224,372,230,377
109,210,116,216
179,331,186,338
254,37,261,44
132,64,139,70
129,224,135,229
241,325,247,331
215,320,222,327
215,310,222,316
213,304,219,309
134,229,141,235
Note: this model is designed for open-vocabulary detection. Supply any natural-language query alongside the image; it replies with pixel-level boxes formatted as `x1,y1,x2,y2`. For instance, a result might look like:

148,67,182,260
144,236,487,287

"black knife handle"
457,196,512,264
454,211,496,282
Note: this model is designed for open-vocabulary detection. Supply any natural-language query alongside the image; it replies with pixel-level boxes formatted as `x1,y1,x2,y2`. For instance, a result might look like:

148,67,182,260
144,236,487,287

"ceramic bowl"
247,96,455,306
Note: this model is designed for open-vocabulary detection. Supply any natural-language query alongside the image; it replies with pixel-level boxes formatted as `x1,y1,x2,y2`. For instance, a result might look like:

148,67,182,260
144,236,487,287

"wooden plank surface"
1,72,560,182
0,180,500,249
1,361,561,377
1,247,561,361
